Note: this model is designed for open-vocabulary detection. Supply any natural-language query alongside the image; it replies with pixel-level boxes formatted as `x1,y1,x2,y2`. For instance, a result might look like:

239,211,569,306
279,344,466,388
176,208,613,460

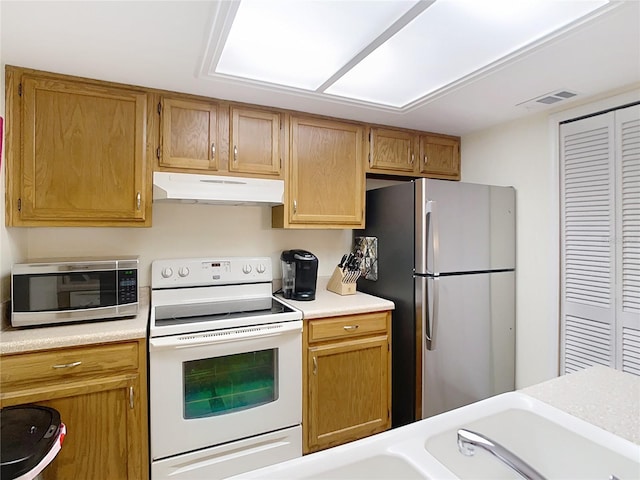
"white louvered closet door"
560,104,640,377
560,113,616,373
616,105,640,375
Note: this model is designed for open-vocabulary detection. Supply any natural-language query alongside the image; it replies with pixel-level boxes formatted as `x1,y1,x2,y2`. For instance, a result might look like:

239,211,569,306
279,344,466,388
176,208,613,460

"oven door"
149,320,302,460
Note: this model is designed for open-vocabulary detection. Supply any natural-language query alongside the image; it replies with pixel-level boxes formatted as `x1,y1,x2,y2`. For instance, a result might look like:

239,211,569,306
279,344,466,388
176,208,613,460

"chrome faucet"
457,429,547,480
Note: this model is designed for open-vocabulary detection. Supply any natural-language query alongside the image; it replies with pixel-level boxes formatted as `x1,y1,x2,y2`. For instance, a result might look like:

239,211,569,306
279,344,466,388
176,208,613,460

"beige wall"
461,85,640,388
461,112,559,388
11,203,352,289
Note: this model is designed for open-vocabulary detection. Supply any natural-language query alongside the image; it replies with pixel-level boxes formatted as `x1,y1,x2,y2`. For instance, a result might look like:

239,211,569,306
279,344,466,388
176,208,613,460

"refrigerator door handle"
425,276,440,351
425,200,440,276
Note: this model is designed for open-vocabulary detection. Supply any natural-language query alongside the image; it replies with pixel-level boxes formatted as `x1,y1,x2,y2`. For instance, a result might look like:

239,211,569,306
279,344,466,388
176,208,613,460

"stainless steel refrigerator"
355,178,515,427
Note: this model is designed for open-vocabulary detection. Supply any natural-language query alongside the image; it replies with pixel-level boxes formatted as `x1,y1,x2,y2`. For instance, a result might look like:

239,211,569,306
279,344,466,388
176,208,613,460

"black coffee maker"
280,250,318,301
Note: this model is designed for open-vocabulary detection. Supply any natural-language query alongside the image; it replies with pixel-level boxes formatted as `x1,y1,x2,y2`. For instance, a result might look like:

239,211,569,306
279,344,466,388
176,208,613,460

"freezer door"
421,271,515,418
415,179,515,274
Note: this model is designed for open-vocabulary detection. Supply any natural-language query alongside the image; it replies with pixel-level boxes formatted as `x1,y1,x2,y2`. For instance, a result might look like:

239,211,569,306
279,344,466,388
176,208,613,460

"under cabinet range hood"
152,172,284,206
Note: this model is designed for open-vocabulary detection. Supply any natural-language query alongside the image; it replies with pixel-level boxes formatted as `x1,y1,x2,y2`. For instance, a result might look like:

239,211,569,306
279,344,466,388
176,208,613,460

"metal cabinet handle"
313,356,318,375
293,200,297,213
424,155,428,165
233,145,238,163
410,148,414,164
136,192,141,210
52,361,82,369
129,386,134,409
211,142,216,158
343,325,359,331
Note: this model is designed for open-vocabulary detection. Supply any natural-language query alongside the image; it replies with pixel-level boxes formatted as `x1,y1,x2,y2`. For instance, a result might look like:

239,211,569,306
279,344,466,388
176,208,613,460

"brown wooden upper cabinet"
418,134,461,179
229,106,282,176
5,66,151,227
368,127,416,173
272,115,365,229
159,96,219,172
367,126,460,180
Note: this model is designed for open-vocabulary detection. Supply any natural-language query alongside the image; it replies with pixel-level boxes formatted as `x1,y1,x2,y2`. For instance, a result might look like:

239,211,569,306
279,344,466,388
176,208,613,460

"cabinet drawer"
308,312,389,343
1,342,139,388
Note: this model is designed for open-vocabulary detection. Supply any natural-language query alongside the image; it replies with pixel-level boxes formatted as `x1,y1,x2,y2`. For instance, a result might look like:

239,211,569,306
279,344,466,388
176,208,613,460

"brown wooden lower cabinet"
0,339,149,480
303,311,392,454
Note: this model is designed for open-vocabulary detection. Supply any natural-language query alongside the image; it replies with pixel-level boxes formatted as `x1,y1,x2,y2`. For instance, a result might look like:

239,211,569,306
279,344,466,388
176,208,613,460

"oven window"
183,349,278,419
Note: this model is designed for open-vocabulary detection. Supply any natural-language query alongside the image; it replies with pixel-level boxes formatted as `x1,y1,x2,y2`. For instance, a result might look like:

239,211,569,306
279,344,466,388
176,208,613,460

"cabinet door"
307,335,390,452
230,107,281,176
0,340,148,480
418,135,460,179
287,116,364,227
160,97,218,171
38,377,145,480
16,74,148,225
368,127,416,174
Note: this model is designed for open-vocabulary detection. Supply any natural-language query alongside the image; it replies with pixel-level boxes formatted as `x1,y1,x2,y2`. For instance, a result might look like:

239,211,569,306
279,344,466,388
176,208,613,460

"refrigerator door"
415,179,515,275
421,271,515,418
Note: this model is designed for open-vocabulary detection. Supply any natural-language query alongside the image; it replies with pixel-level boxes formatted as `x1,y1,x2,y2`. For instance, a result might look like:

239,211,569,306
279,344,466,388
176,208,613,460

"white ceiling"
1,1,639,136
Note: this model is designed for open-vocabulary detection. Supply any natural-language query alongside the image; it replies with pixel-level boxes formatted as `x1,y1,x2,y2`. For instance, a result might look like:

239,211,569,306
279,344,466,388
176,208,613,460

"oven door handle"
149,320,303,350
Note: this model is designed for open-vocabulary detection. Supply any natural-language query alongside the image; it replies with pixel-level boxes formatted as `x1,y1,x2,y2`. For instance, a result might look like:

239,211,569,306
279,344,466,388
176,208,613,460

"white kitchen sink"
232,392,640,479
422,399,640,479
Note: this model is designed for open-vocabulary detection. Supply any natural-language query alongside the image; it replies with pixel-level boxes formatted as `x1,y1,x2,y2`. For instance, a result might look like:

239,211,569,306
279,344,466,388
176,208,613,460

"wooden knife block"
326,266,359,296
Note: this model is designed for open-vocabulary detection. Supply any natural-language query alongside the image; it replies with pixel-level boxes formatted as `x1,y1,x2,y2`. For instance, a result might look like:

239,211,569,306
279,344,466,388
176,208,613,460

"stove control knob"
161,267,173,279
178,267,190,277
256,263,266,274
242,264,252,274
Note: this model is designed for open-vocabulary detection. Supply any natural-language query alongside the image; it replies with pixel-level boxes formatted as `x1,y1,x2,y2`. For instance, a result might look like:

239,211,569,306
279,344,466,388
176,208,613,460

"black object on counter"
280,250,318,301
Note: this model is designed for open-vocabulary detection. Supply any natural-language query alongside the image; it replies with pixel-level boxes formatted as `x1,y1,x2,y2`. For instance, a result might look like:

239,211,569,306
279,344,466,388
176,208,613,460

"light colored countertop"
0,287,149,355
234,365,640,479
279,276,395,319
522,365,640,444
0,280,394,354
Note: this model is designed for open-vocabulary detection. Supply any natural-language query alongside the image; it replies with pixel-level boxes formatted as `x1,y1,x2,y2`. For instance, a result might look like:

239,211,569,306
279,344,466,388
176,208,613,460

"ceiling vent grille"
517,89,579,109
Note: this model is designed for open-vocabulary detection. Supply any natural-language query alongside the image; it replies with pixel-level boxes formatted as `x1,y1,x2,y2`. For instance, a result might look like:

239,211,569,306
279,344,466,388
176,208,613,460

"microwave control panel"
118,269,138,305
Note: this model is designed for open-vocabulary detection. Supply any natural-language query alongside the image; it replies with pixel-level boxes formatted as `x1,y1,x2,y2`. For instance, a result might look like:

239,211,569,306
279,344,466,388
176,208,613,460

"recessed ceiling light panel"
210,0,610,109
215,0,420,90
325,0,609,107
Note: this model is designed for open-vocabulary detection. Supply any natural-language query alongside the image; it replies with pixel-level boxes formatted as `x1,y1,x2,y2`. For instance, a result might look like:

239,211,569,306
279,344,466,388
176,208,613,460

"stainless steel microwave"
11,257,139,328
